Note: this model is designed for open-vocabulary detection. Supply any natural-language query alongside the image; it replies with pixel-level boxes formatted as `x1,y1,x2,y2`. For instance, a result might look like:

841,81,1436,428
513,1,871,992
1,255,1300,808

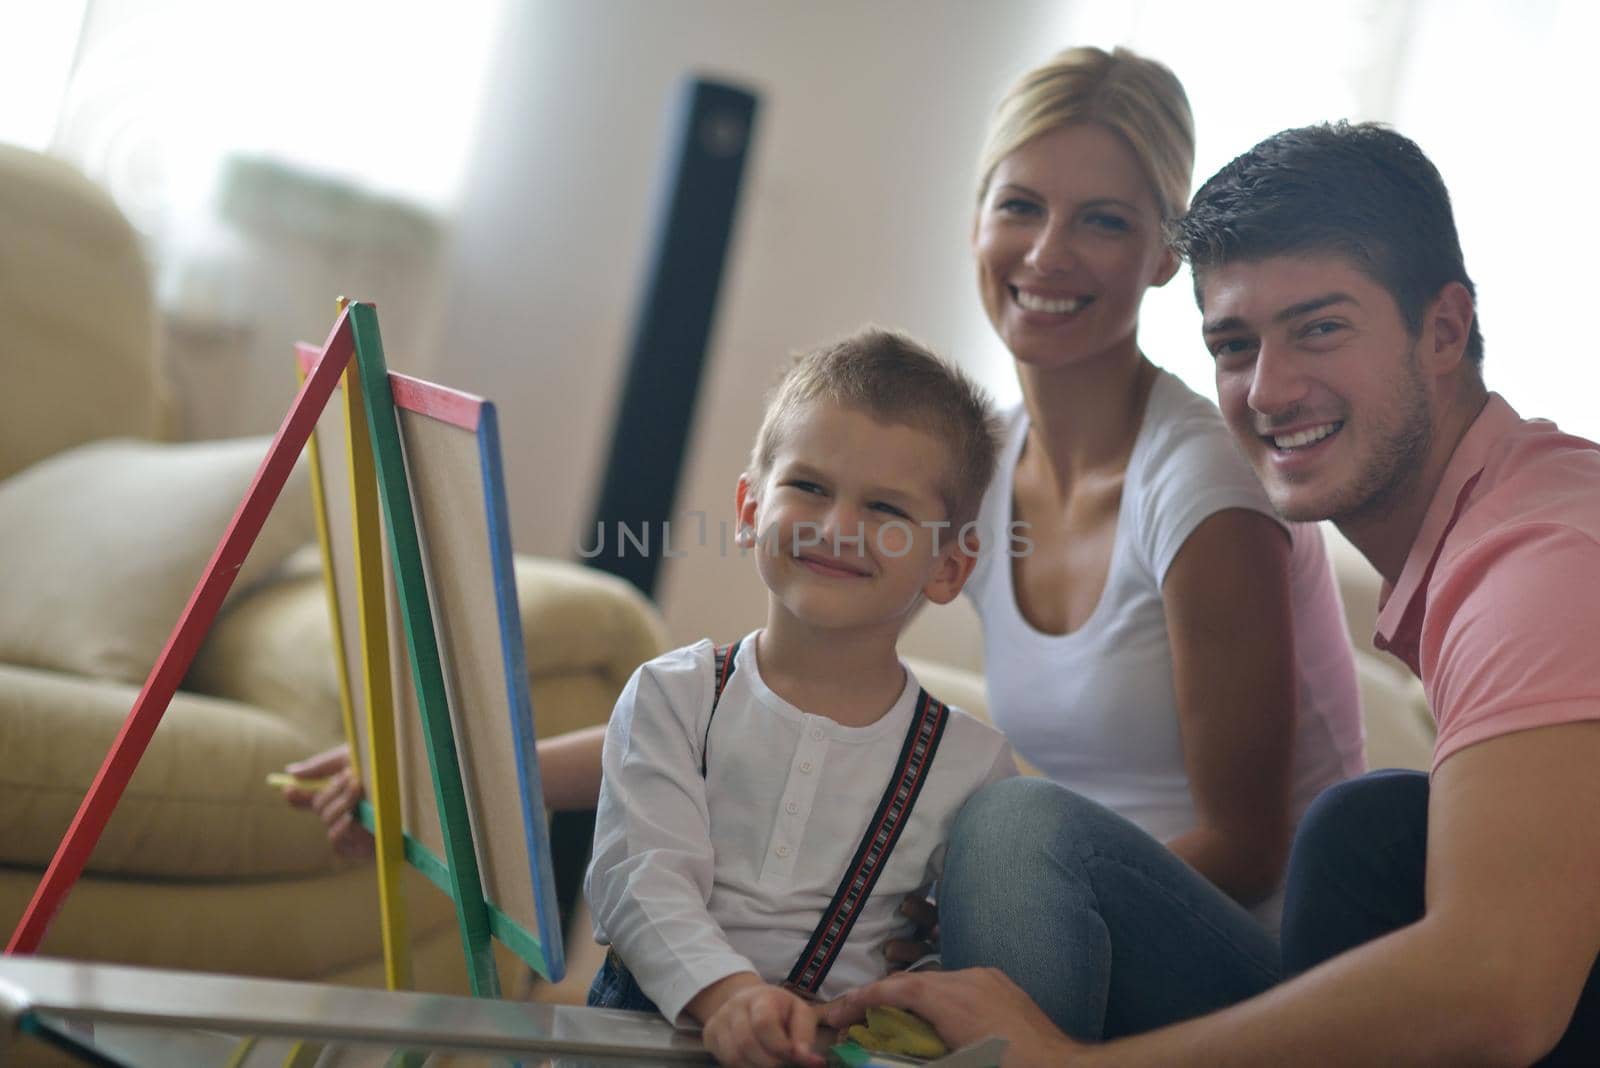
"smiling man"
827,122,1599,1065
1174,122,1600,1062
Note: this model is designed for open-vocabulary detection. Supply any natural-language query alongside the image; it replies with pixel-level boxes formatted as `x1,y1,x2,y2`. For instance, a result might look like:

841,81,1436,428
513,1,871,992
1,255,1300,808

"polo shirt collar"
1374,393,1519,657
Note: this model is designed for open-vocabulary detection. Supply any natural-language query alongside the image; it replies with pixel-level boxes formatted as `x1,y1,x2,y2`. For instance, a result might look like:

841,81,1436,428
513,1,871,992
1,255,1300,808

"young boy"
585,327,1018,1067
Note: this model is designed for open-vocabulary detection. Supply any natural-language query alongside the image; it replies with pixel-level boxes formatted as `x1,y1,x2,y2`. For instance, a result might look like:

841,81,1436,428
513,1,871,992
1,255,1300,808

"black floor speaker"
583,75,760,598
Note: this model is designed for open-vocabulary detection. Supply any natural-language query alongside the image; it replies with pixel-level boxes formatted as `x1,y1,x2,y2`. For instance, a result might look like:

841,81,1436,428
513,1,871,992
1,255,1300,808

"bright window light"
50,0,504,230
0,1,89,150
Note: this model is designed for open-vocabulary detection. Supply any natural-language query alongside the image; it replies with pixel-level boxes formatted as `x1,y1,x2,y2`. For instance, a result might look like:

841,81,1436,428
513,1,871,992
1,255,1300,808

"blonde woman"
913,46,1364,1040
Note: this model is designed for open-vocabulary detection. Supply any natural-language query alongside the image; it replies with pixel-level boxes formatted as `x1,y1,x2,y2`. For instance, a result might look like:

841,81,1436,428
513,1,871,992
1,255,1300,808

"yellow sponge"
845,1005,948,1059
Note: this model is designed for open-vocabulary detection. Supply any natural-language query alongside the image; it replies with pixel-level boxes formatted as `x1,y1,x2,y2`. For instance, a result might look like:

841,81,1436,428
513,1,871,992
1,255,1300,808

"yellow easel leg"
345,350,414,992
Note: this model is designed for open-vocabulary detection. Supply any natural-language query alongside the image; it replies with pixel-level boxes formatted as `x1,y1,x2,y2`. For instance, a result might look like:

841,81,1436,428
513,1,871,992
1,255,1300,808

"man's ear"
923,530,980,606
1420,281,1475,375
734,473,759,546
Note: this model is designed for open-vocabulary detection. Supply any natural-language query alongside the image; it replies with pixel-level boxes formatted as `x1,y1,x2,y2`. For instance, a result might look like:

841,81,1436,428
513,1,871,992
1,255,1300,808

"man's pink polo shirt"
1373,393,1600,774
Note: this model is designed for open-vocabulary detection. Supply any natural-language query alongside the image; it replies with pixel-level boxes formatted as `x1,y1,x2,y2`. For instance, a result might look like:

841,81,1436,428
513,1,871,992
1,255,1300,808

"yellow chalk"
266,772,334,792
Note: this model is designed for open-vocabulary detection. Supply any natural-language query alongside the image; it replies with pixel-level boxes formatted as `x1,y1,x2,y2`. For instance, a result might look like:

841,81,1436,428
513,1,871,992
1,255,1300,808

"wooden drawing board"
304,305,564,987
306,328,496,996
386,371,566,982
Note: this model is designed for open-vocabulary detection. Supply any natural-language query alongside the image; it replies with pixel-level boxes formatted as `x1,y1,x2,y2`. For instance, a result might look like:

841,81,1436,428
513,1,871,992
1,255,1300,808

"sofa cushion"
0,437,312,686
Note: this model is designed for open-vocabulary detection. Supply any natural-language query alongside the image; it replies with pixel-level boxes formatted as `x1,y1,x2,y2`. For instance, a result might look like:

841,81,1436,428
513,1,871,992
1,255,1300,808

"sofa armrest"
512,557,670,738
1355,654,1434,772
0,663,338,880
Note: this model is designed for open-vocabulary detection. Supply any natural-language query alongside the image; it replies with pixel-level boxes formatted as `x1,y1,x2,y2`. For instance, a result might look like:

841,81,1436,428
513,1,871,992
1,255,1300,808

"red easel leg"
6,313,354,955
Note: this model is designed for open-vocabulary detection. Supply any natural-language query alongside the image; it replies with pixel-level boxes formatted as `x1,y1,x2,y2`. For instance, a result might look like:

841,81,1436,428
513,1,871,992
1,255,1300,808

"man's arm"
829,720,1600,1066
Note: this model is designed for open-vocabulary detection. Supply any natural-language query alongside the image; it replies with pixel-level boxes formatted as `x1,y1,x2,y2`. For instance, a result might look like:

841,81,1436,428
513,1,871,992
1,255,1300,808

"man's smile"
1263,420,1344,452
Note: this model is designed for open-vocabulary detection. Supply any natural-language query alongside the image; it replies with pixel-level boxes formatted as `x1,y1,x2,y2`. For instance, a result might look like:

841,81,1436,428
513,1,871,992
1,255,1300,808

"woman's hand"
883,892,941,971
824,968,1080,1067
702,983,827,1068
279,745,372,860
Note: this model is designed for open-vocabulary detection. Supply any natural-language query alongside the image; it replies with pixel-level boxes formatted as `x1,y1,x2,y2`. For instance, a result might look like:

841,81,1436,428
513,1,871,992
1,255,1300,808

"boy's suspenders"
784,688,949,995
700,639,742,777
698,641,951,997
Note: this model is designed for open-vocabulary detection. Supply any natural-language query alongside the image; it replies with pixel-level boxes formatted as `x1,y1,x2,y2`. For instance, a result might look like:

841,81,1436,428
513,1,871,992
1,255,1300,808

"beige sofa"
0,142,668,994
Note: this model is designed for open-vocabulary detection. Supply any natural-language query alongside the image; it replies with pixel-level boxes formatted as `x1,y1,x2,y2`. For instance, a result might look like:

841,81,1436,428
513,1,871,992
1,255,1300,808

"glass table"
0,956,711,1066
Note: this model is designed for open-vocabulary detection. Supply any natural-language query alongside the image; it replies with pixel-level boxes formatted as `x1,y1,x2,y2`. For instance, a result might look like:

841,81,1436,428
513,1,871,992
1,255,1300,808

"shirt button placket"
763,717,826,884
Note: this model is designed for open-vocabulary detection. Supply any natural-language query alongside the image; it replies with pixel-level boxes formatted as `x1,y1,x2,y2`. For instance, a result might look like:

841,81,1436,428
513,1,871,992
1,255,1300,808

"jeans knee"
945,779,1117,899
1297,770,1429,860
1284,771,1429,975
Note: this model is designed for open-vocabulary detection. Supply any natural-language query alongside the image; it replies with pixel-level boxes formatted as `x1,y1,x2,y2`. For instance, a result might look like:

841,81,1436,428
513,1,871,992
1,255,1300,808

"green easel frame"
342,303,500,996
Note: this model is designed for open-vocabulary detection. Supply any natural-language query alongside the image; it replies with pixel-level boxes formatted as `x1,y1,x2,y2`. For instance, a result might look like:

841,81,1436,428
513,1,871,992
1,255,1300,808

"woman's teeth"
1272,423,1341,450
1015,290,1090,314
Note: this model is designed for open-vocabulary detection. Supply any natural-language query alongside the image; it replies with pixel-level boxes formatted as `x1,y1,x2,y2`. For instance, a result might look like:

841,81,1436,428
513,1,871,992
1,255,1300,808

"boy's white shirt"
585,631,1018,1027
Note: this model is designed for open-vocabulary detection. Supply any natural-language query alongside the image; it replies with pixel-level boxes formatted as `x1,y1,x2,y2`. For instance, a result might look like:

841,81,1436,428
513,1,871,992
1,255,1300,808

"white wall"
20,2,1593,671
425,0,1600,670
434,0,1070,668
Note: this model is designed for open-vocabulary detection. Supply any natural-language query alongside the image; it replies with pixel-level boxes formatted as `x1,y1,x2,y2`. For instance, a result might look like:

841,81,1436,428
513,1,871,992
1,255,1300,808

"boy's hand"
703,983,826,1068
278,745,373,860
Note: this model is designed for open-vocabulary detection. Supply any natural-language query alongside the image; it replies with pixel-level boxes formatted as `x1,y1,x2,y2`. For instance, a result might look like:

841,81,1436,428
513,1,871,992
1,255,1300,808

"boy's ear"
922,530,980,606
734,473,759,546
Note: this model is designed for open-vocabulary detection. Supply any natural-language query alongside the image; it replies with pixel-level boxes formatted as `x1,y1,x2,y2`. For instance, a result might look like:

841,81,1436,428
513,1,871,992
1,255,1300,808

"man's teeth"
1272,423,1340,450
1016,290,1090,314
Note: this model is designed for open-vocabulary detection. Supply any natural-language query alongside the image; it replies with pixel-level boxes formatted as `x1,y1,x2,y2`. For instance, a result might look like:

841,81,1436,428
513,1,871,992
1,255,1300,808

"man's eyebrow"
1202,292,1357,335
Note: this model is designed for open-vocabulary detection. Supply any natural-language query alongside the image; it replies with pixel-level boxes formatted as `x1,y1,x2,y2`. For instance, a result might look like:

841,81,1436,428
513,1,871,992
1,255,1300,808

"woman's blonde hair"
976,46,1195,221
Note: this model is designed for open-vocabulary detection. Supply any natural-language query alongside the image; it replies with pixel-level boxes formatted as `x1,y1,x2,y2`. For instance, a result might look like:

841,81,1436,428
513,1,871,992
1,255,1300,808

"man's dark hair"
1171,121,1484,366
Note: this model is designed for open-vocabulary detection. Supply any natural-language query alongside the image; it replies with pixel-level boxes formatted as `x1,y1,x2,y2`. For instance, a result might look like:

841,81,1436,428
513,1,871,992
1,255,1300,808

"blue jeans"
586,949,661,1014
940,778,1281,1041
1283,770,1600,1065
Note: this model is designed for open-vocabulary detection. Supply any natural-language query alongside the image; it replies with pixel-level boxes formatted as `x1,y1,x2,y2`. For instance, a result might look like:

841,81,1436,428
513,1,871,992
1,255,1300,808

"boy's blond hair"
748,327,1000,531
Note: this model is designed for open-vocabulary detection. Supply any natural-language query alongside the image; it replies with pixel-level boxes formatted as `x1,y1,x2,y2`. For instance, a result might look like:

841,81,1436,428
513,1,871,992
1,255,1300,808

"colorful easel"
11,304,563,996
296,306,564,992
